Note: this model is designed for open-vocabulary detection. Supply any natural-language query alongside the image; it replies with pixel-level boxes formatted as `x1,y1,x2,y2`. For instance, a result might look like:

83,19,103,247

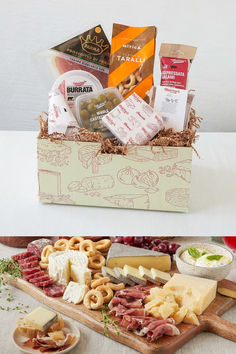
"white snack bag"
151,86,188,132
102,93,164,145
48,89,78,135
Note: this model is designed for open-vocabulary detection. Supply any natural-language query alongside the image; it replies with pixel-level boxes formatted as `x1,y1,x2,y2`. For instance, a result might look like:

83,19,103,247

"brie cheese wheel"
48,250,88,286
63,281,88,304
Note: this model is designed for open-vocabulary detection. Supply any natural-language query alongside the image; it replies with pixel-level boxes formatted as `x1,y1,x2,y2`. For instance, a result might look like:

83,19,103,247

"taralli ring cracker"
80,240,96,256
39,261,49,270
88,254,106,269
83,289,104,309
107,282,125,291
54,239,70,251
95,239,112,251
69,236,84,250
93,272,104,279
91,268,103,275
96,285,113,303
91,277,110,289
41,245,55,263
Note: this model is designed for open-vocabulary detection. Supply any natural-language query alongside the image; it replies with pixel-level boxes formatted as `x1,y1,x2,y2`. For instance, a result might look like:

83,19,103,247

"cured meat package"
35,25,110,90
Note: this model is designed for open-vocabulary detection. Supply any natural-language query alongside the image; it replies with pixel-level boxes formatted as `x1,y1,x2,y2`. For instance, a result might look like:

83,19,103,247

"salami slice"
27,238,53,259
23,271,45,280
29,275,50,284
12,251,33,261
18,255,38,265
22,266,41,275
20,260,39,269
44,283,66,297
34,279,54,287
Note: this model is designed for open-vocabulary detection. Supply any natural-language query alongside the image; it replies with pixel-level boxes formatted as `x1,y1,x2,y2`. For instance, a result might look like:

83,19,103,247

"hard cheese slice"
217,279,236,299
164,273,217,315
24,307,57,331
107,243,171,271
123,265,146,285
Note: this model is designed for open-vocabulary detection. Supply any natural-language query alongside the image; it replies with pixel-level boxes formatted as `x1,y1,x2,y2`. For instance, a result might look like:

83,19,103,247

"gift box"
37,138,192,212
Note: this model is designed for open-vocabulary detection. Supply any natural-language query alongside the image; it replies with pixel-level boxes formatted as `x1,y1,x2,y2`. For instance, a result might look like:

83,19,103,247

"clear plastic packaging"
51,70,103,116
75,87,123,138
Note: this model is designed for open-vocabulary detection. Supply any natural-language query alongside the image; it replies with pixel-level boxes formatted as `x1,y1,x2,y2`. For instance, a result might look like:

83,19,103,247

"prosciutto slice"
109,284,180,343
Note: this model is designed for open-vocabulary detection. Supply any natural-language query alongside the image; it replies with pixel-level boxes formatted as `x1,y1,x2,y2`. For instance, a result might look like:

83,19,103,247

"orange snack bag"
108,24,157,103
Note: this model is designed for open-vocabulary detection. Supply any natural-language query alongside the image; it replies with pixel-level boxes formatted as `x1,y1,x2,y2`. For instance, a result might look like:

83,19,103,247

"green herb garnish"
101,305,120,337
202,252,207,256
206,255,223,261
188,248,201,259
0,258,28,313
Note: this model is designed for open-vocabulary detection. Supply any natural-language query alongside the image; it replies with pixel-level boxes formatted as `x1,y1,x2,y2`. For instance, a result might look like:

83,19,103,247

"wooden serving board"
8,270,236,354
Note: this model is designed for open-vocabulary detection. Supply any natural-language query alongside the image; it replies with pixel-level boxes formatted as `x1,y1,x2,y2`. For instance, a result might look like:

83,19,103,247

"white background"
0,0,236,132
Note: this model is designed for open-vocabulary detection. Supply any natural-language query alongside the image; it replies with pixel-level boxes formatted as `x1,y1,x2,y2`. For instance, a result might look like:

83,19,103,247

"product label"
52,25,110,68
160,57,188,89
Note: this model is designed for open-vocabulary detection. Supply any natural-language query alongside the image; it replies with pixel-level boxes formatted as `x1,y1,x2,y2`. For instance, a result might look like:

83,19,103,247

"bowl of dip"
176,242,233,281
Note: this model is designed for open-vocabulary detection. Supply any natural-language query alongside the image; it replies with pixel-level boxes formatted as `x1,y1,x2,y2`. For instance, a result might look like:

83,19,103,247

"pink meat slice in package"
102,93,163,145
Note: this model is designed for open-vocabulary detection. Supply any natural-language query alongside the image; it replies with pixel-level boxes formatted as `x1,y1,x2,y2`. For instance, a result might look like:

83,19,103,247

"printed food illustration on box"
38,140,192,211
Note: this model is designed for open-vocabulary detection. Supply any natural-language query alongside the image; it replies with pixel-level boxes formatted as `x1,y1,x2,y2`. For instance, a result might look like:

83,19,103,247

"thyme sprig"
0,258,29,313
101,305,120,337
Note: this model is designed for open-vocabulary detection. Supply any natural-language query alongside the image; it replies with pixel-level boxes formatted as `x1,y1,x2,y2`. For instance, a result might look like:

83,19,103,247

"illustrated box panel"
37,138,193,212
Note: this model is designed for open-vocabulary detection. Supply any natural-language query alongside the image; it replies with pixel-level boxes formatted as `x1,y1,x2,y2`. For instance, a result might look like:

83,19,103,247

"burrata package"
102,92,163,145
48,90,78,135
52,70,102,115
35,25,110,89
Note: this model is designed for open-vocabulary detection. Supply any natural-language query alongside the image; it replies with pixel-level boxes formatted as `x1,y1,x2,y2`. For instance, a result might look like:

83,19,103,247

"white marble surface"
0,238,235,354
1,131,236,236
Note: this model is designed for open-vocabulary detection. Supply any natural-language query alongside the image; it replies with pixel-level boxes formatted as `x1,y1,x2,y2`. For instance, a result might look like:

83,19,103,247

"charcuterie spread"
1,237,235,353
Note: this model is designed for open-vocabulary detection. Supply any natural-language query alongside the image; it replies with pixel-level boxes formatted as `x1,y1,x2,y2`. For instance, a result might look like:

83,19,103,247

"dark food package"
41,25,111,88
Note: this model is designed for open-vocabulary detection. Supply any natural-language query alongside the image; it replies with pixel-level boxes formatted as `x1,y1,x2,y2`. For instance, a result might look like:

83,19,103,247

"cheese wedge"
48,330,65,341
172,306,188,325
151,268,171,284
24,307,57,332
113,267,135,286
217,279,236,299
48,250,89,286
123,265,146,286
101,266,121,284
70,265,91,286
107,243,171,271
63,281,89,304
164,274,217,315
139,266,158,284
184,310,200,326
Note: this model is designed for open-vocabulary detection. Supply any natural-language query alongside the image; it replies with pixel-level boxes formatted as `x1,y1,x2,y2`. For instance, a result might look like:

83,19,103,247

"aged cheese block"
24,307,57,331
107,244,171,271
164,273,217,315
